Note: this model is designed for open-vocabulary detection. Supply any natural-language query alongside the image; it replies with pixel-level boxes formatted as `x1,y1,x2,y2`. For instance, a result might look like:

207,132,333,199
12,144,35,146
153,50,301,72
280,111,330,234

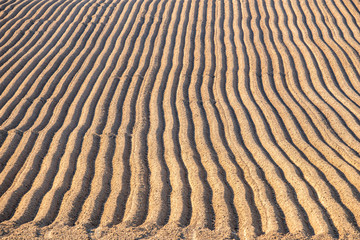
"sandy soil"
0,0,360,239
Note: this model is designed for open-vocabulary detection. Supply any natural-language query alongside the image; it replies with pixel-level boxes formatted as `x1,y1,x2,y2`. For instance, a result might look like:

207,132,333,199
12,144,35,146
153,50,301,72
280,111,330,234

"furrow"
96,0,160,227
292,0,360,162
0,0,107,201
213,0,262,237
259,0,360,235
305,0,360,138
0,0,46,36
220,0,288,235
0,130,37,198
0,0,86,73
283,0,360,230
0,0,107,133
160,0,192,227
119,0,169,227
4,0,138,226
340,0,360,41
254,0,360,235
288,0,360,142
54,0,160,227
78,0,173,228
141,0,179,227
271,0,360,234
0,0,68,59
0,0,99,115
288,0,360,171
174,0,215,230
41,0,155,226
237,0,312,234
250,0,338,235
186,0,236,234
276,0,360,200
0,0,21,15
10,0,121,222
1,0,360,238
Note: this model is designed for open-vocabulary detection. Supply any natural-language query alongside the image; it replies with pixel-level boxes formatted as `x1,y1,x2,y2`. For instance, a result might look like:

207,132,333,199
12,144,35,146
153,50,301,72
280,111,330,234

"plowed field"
1,0,360,239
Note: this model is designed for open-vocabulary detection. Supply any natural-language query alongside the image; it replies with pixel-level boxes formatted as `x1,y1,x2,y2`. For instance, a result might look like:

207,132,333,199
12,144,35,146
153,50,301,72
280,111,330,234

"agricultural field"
0,0,360,239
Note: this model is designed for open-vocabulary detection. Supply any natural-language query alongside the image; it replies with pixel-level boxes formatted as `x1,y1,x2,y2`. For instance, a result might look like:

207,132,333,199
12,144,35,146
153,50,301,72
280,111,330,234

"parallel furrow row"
0,0,360,238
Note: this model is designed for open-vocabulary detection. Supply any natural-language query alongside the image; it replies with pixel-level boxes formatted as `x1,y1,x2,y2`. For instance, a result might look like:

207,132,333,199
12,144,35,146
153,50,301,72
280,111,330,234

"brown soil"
0,0,360,239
